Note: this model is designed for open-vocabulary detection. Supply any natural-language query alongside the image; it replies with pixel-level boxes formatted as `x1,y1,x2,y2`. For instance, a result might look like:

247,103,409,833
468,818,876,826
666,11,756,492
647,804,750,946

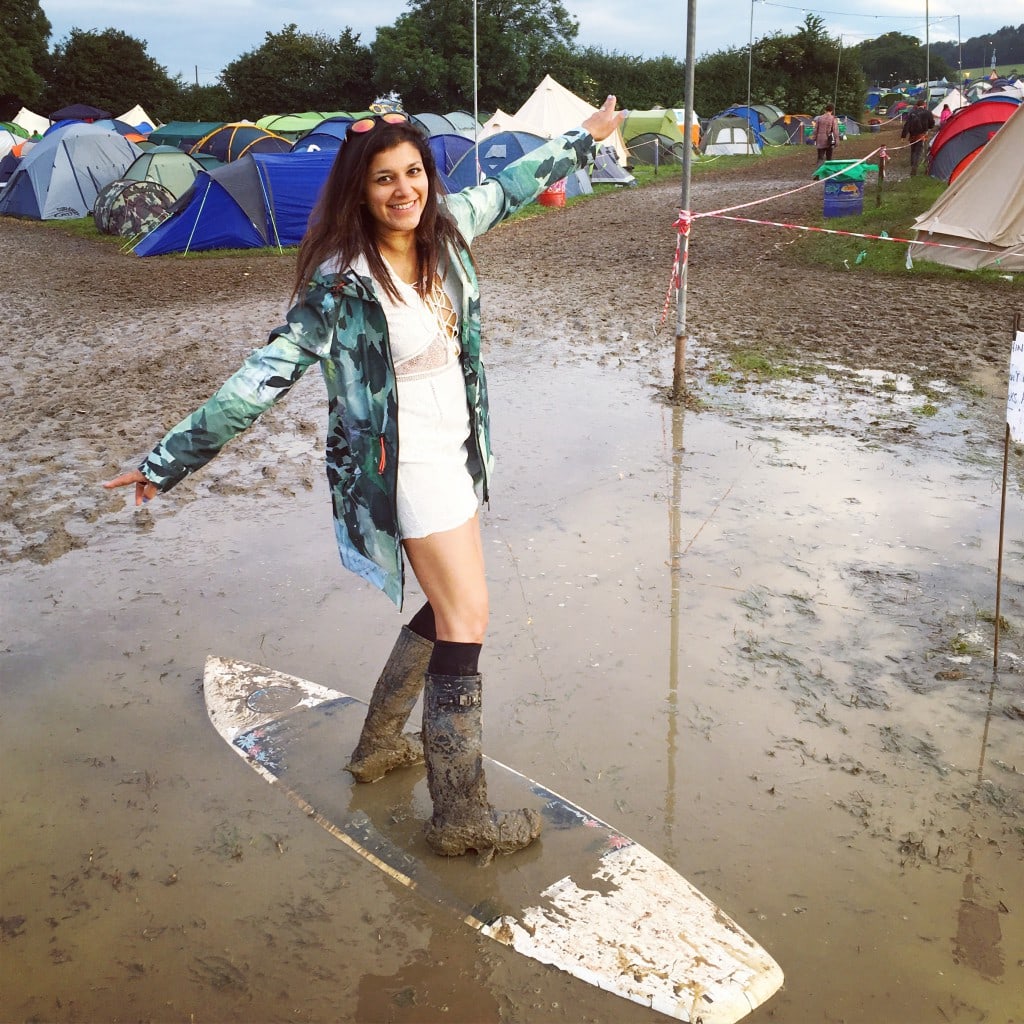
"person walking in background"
812,103,840,164
939,103,952,126
104,98,625,861
901,98,935,176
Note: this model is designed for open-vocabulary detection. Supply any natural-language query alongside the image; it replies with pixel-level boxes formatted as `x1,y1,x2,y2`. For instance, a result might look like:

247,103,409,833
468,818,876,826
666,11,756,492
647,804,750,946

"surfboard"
203,656,784,1023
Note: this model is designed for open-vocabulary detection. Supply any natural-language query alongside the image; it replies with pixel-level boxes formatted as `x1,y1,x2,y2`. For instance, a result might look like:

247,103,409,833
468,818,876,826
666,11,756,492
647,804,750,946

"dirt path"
2,134,1023,1024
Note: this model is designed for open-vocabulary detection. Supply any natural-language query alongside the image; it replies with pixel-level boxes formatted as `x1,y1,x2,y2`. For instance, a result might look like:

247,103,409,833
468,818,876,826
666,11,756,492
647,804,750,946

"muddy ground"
2,130,1023,1023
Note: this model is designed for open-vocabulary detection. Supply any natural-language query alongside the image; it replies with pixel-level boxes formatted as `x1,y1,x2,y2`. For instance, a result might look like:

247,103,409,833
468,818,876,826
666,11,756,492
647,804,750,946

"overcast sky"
40,0,1010,89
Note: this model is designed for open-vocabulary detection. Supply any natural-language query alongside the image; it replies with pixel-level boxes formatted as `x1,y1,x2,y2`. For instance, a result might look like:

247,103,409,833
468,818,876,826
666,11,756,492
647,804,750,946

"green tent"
623,108,694,144
148,121,225,151
256,111,349,141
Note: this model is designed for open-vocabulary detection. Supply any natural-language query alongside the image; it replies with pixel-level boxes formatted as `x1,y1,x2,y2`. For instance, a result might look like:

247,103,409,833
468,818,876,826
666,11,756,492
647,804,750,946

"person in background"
901,98,936,176
939,103,953,125
812,103,840,164
104,98,626,862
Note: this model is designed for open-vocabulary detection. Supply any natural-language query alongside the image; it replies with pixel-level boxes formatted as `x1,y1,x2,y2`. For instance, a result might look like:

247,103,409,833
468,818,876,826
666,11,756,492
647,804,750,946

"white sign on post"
1008,330,1024,442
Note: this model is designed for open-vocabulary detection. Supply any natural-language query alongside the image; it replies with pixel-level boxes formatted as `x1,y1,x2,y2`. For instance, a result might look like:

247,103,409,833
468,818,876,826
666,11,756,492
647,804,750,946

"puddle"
2,338,1023,1023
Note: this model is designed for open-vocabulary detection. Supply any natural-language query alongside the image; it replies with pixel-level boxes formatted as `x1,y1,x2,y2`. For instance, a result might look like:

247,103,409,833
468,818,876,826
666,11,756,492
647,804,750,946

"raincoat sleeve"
138,285,335,491
444,128,597,243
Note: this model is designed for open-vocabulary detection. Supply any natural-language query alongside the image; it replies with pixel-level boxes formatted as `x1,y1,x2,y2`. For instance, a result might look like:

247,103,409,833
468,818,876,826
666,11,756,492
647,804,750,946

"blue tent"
446,130,546,191
133,150,335,255
290,116,354,154
428,133,475,193
713,105,768,148
0,122,140,219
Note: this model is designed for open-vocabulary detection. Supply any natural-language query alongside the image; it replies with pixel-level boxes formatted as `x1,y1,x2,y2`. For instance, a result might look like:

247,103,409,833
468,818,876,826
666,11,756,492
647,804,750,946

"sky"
40,0,1011,89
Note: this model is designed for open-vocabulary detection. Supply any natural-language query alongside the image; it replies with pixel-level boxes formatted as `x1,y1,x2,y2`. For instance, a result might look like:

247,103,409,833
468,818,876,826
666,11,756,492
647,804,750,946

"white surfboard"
204,656,784,1022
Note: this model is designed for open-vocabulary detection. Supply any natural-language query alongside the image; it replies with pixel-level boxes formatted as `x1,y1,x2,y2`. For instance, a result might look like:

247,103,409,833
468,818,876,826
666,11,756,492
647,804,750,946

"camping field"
2,128,1023,1024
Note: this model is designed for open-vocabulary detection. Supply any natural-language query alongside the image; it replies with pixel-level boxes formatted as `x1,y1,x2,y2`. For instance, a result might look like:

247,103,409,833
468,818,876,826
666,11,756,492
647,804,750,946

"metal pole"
834,35,843,110
745,0,754,155
672,0,698,398
925,0,930,100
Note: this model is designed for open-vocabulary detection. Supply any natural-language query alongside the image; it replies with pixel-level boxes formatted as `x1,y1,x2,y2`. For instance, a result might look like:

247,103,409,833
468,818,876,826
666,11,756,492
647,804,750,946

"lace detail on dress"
392,276,461,381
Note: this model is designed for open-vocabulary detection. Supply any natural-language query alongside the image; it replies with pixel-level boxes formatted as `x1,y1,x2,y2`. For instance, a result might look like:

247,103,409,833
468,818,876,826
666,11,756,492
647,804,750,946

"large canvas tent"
910,104,1024,271
506,75,629,166
0,122,140,219
133,150,335,256
148,121,224,152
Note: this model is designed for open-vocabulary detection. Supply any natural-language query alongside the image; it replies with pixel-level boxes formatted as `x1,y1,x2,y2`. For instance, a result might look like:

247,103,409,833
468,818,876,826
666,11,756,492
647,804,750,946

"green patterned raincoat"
139,128,597,607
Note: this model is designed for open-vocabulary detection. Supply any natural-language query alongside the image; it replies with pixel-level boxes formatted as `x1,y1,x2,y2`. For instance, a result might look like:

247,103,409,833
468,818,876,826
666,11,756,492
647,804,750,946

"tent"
118,104,159,134
626,133,687,166
0,123,140,219
591,145,636,186
411,112,458,136
446,130,545,191
290,115,358,154
93,178,176,237
931,88,967,115
928,94,1021,182
12,107,49,136
256,112,345,140
148,121,225,152
910,104,1024,271
508,74,630,166
444,110,479,136
121,145,205,199
190,123,291,162
427,133,475,193
623,109,689,148
133,149,336,255
50,103,111,122
712,105,768,148
700,115,761,155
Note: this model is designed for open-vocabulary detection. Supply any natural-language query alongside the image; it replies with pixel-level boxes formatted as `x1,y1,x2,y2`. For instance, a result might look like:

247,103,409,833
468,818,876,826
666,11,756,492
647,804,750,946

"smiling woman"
102,97,627,861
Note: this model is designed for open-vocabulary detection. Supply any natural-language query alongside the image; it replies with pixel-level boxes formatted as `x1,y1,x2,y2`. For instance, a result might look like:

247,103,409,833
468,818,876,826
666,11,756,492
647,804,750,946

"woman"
812,103,840,164
105,97,625,859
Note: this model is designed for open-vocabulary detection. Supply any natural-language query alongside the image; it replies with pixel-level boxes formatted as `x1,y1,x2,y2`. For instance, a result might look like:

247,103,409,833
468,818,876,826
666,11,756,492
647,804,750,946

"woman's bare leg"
402,514,488,642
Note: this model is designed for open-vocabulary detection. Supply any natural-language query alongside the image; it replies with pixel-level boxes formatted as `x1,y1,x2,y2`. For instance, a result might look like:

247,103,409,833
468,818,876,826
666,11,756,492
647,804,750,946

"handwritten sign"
1008,330,1024,442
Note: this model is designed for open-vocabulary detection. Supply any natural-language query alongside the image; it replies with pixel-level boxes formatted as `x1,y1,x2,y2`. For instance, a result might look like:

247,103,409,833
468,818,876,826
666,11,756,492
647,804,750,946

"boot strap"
428,674,482,712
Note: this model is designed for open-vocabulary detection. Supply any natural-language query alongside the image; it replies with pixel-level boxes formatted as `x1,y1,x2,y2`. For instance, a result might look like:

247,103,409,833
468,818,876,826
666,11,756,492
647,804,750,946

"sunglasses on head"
350,112,409,134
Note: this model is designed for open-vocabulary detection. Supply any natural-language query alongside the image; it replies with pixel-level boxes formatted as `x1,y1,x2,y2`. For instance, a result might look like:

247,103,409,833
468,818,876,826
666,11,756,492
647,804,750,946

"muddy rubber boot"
346,626,433,783
422,672,542,857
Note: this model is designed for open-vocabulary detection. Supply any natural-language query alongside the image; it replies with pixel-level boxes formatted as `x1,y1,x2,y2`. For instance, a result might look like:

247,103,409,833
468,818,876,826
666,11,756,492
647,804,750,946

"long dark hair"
294,118,470,303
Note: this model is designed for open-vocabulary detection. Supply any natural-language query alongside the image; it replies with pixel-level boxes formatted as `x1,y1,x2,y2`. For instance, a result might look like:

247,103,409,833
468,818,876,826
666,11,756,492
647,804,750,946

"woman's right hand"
103,469,159,506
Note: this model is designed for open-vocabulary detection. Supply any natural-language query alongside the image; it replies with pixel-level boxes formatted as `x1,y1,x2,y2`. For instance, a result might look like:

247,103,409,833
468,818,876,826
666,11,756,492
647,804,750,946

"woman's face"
364,141,430,238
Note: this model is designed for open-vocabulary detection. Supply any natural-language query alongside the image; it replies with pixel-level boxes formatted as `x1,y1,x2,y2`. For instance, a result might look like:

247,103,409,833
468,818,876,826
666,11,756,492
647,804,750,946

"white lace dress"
373,264,478,539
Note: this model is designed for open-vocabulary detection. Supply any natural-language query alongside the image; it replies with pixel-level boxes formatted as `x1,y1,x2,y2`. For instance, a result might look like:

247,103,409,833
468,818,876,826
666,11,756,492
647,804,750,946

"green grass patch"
796,172,1024,285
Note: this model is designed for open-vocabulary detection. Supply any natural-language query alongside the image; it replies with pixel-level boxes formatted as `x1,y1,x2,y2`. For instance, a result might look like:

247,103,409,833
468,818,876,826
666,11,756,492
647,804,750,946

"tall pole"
925,0,930,100
745,0,754,155
957,15,962,83
673,0,697,397
834,35,843,110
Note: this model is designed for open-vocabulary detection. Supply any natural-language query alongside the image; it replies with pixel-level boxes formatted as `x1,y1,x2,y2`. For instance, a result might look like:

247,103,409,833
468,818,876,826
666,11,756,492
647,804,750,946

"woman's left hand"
582,96,626,142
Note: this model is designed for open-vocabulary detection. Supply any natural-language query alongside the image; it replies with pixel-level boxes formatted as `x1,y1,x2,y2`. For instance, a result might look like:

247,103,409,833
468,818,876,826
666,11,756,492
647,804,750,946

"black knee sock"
407,602,436,642
428,640,482,677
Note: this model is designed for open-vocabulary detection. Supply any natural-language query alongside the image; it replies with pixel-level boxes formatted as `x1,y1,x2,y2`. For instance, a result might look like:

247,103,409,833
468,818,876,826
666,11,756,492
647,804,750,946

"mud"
2,133,1023,1023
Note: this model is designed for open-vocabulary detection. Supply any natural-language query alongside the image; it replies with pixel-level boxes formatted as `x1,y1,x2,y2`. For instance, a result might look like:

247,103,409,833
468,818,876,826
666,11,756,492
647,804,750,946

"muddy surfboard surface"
204,656,783,1023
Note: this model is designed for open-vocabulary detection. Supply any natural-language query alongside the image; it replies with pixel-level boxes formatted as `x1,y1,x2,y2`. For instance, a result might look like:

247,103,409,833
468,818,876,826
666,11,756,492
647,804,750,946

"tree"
370,0,579,112
220,24,373,118
0,0,51,117
695,16,866,118
851,31,950,87
42,28,179,120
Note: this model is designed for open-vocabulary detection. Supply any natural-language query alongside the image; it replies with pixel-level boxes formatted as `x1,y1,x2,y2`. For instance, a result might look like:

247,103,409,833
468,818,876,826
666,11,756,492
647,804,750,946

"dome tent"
93,178,175,237
0,122,140,220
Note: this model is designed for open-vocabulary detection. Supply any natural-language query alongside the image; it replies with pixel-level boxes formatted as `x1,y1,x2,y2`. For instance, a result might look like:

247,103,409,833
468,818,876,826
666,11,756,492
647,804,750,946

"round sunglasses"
349,112,409,134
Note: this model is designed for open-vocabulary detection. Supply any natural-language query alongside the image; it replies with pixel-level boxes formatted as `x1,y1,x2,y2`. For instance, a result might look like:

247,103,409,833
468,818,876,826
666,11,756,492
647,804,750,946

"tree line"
2,0,1020,128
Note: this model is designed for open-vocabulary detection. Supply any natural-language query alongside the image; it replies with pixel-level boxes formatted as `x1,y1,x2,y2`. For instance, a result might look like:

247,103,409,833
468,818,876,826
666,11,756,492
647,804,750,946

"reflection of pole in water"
951,672,1005,979
665,402,685,862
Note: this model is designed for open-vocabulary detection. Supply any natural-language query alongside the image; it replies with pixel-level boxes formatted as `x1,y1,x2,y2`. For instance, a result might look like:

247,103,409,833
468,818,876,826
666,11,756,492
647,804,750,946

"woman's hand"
103,469,159,506
582,96,626,142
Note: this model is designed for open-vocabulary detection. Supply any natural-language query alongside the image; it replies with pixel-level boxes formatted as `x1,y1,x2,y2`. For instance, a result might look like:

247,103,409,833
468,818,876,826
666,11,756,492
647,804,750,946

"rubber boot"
346,626,433,783
422,672,542,857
